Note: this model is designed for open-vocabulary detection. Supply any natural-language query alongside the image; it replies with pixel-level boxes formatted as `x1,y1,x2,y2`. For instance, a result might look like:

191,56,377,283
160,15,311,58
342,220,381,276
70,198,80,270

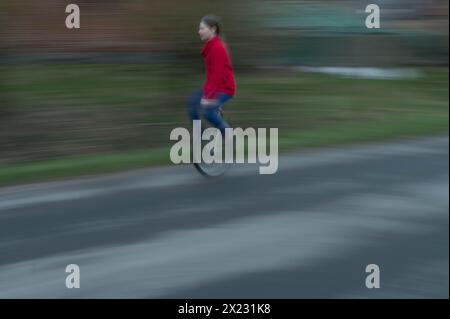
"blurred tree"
0,1,10,119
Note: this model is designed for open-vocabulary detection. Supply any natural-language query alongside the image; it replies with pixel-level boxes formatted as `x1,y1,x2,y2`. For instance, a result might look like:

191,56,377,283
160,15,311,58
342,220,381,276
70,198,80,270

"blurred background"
0,0,448,299
0,0,448,183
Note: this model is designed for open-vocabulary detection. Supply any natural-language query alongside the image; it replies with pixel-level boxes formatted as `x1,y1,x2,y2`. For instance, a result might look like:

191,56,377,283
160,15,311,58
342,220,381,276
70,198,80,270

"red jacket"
201,36,236,99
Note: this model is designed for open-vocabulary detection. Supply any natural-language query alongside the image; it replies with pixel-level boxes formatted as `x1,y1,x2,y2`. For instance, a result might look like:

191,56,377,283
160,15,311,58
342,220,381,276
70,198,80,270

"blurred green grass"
0,64,448,185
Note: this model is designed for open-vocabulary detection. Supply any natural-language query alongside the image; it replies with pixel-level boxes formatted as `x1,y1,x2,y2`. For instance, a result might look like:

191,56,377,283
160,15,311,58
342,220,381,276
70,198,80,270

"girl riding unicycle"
186,15,237,176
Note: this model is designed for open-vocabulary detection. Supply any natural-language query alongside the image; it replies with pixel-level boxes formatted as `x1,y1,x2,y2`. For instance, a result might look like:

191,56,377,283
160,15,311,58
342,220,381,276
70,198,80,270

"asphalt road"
0,136,448,298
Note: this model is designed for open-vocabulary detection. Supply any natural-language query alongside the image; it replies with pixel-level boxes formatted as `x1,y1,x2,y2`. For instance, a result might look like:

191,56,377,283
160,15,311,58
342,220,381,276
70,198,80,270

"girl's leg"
203,93,232,134
186,89,203,121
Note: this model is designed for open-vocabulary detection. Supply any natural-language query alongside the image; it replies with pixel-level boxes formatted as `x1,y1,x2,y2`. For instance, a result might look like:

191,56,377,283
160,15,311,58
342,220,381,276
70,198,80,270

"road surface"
0,136,448,298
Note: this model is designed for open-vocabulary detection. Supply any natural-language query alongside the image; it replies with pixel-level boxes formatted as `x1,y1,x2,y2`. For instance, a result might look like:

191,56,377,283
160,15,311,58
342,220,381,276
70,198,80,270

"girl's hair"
201,15,221,35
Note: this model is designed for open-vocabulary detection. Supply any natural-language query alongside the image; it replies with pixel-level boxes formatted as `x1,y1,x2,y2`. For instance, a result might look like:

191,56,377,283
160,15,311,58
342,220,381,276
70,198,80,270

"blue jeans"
186,89,232,134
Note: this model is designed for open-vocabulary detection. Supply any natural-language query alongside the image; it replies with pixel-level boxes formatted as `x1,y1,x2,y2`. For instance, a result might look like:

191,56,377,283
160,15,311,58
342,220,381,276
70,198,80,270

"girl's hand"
201,98,217,108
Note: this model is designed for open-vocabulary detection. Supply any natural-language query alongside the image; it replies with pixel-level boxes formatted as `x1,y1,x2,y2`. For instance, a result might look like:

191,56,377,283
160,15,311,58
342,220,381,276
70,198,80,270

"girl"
187,15,236,134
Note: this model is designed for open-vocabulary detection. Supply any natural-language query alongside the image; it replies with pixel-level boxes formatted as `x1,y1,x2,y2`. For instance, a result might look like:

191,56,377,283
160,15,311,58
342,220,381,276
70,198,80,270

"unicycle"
193,109,232,177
